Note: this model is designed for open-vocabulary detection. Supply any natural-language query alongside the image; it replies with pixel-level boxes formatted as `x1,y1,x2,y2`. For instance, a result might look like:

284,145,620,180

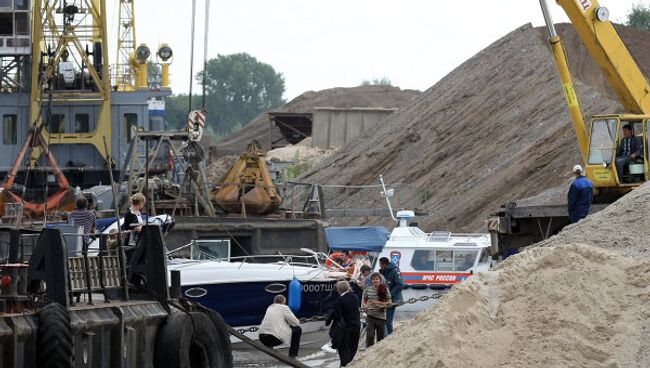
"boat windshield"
410,249,479,271
190,239,231,260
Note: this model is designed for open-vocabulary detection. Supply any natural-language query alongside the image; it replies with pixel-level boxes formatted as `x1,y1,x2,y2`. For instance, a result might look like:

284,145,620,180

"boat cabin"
377,211,491,287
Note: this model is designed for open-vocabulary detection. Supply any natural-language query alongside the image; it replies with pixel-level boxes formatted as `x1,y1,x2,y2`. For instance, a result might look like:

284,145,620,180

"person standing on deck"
121,193,146,245
567,165,593,223
362,272,392,348
68,196,96,246
379,257,403,335
326,281,361,367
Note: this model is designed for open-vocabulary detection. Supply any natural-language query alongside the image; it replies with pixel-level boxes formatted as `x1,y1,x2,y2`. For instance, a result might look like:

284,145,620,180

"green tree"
361,77,392,86
147,61,161,89
197,53,285,135
626,3,650,31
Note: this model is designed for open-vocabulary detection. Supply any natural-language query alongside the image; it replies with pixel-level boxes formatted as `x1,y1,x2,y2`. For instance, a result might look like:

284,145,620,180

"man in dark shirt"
326,281,360,367
615,124,642,182
68,197,96,245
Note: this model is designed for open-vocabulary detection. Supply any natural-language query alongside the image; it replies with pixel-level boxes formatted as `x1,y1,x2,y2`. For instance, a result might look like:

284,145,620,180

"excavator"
488,0,650,254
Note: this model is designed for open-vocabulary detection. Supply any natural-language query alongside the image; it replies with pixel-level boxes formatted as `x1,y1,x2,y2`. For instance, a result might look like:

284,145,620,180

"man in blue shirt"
567,165,593,223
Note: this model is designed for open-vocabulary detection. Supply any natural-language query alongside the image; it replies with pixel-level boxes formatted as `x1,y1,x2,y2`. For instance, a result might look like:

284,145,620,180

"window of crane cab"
123,113,138,141
2,114,16,145
14,0,29,10
14,12,27,35
50,114,65,133
74,114,89,133
588,119,617,165
0,13,12,35
0,0,11,9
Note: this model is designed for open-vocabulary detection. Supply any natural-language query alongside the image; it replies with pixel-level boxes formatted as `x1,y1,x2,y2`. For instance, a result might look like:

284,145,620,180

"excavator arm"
555,0,650,114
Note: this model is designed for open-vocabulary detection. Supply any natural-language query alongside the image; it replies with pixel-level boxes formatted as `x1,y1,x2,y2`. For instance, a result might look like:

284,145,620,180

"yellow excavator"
540,0,650,201
489,0,650,253
213,141,282,215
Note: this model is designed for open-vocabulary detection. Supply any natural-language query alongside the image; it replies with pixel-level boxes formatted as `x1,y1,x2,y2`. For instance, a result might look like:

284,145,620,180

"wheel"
154,311,231,368
37,303,73,368
203,309,233,368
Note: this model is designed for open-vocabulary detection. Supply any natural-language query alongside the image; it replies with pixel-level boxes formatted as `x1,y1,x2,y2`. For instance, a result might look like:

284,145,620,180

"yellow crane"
540,0,650,201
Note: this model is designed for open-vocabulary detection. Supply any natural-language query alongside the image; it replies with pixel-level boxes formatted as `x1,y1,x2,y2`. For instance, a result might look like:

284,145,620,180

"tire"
37,303,73,368
203,309,233,368
154,311,230,368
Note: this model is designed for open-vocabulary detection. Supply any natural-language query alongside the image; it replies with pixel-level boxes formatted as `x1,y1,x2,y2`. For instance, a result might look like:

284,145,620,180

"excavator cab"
585,114,650,192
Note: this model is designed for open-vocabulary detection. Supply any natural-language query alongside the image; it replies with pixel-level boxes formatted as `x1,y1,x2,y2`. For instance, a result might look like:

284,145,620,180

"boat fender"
154,311,228,368
288,277,301,312
37,303,73,368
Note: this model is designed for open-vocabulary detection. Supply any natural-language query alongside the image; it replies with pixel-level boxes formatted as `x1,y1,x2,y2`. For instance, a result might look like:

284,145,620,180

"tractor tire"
154,311,229,368
37,303,73,368
203,309,233,368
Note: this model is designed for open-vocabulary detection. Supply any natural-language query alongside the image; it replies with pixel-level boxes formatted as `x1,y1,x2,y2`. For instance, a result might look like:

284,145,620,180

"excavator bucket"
213,141,282,215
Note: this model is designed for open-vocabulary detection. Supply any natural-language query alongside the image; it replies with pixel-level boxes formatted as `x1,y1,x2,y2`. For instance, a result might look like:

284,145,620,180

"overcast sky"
110,0,644,100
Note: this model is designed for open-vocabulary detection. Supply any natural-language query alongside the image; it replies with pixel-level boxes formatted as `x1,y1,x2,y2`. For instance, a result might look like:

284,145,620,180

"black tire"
154,312,230,368
203,309,233,368
37,303,73,368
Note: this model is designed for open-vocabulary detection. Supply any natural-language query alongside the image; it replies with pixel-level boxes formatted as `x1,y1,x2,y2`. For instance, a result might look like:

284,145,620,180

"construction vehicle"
213,141,283,215
488,0,650,254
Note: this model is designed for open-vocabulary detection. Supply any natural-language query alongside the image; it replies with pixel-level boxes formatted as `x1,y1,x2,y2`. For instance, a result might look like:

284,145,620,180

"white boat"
376,210,491,314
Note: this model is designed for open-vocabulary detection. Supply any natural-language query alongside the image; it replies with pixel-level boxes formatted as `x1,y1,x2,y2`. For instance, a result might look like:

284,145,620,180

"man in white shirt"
258,295,302,358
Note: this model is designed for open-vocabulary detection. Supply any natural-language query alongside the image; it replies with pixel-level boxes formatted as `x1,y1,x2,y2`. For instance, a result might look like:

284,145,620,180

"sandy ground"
349,182,650,368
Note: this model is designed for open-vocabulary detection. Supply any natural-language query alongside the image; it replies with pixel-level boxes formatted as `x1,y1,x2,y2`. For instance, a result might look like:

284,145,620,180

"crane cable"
187,0,197,114
201,0,210,110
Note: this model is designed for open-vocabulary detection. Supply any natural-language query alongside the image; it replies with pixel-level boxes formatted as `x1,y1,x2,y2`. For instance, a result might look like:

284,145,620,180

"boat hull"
181,279,337,327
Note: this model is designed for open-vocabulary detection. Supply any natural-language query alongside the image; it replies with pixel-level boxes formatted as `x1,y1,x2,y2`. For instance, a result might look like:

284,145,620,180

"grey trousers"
365,316,386,348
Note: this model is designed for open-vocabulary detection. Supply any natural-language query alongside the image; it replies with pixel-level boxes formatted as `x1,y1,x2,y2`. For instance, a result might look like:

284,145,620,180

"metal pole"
170,270,181,299
103,136,129,301
539,0,558,38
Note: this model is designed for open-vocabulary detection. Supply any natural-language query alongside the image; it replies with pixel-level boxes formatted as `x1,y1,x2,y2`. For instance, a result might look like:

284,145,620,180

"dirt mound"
351,182,650,368
214,85,420,156
299,23,650,231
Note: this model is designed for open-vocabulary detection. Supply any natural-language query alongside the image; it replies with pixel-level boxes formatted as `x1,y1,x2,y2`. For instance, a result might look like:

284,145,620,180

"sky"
109,0,645,100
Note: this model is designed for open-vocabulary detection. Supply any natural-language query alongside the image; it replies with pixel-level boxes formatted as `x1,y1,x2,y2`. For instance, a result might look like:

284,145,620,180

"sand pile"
215,85,420,156
266,138,335,164
351,182,650,368
298,24,650,231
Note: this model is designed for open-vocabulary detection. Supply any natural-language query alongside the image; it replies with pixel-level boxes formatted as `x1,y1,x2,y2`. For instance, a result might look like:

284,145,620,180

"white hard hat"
573,164,583,173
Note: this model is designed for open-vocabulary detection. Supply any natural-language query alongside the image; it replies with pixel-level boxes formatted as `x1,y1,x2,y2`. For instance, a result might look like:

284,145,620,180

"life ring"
37,303,73,368
154,311,231,368
325,252,347,268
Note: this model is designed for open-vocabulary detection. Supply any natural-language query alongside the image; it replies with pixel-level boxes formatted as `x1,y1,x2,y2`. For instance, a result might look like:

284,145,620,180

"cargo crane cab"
586,114,650,200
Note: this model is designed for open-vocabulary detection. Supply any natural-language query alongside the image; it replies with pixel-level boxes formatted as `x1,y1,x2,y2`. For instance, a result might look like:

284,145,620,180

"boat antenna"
379,175,397,221
187,0,197,114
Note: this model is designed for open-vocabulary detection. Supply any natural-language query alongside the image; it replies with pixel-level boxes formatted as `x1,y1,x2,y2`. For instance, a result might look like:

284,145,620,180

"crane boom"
556,0,650,114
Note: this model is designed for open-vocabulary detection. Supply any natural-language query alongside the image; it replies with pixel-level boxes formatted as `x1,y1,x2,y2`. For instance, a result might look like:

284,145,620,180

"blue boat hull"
181,279,337,327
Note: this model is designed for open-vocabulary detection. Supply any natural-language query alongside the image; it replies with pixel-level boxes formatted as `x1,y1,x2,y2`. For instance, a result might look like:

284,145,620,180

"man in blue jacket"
567,165,593,223
379,257,403,335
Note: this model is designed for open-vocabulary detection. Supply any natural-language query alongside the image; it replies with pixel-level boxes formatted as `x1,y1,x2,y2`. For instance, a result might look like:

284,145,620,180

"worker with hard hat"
567,165,593,223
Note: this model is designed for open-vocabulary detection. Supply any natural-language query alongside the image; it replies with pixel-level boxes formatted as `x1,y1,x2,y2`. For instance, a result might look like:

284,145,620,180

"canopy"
324,226,389,252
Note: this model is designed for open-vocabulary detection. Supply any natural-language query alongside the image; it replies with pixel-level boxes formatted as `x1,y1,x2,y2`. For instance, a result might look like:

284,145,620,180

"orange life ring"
325,252,347,267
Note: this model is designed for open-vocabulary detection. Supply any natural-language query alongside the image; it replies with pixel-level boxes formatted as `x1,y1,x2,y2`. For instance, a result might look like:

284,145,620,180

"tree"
626,3,650,31
361,77,392,86
197,53,285,135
